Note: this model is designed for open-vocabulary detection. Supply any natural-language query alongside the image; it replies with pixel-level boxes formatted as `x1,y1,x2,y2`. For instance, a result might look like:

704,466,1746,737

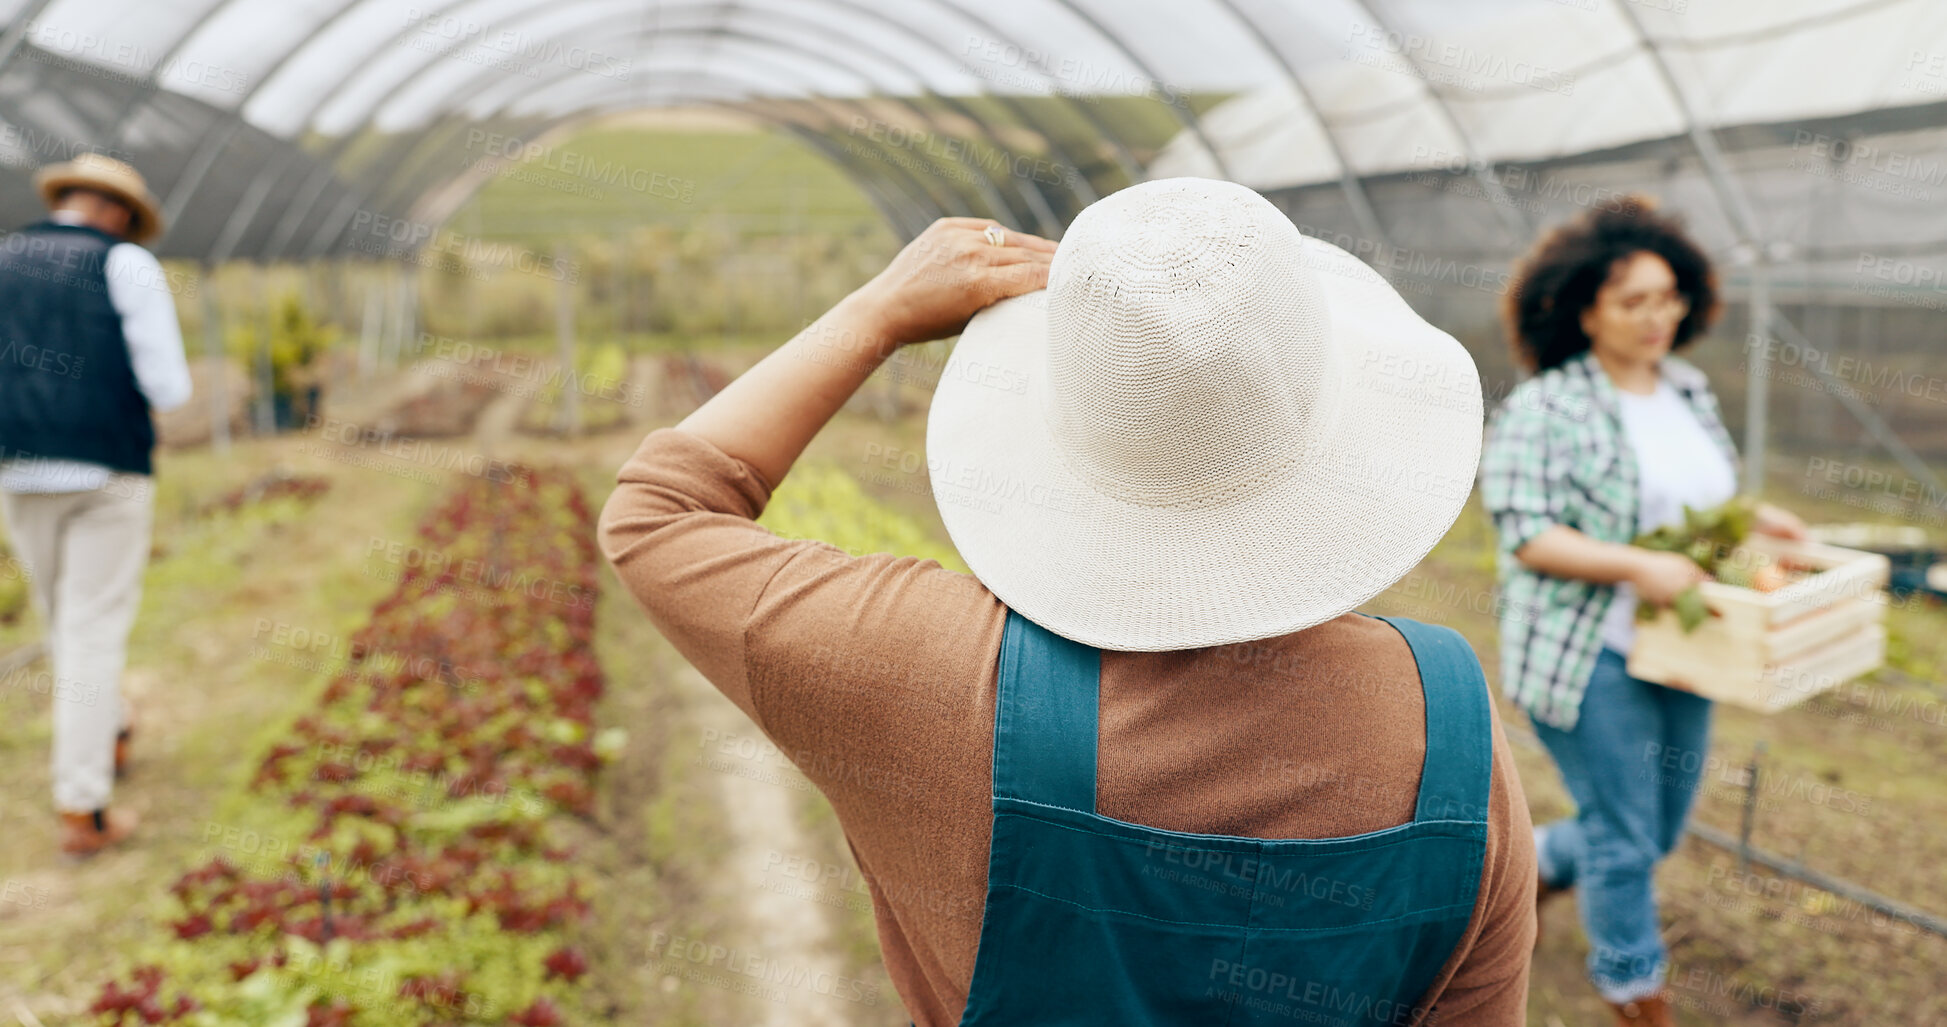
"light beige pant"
0,473,154,813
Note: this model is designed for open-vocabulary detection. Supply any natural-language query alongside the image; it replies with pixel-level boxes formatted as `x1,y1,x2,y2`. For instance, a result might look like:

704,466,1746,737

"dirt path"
471,386,530,455
671,661,853,1027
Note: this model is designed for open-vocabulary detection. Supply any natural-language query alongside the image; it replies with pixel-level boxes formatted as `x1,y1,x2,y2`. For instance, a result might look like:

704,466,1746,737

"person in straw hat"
601,177,1535,1024
0,153,191,856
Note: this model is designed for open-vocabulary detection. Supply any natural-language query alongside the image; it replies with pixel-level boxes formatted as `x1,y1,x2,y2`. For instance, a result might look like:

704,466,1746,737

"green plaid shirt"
1478,350,1741,730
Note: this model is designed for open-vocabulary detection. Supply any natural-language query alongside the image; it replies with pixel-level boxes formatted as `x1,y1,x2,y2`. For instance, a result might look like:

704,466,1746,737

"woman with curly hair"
1479,195,1808,1025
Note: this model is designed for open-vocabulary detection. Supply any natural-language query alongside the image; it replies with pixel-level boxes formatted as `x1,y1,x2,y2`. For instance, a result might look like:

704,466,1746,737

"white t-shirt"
1597,376,1738,653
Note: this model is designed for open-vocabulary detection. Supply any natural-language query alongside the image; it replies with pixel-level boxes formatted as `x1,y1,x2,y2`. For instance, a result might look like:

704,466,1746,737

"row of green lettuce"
92,468,616,1027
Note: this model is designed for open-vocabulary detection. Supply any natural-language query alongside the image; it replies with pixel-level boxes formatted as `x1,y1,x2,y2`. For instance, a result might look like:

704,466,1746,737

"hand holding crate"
1628,533,1890,711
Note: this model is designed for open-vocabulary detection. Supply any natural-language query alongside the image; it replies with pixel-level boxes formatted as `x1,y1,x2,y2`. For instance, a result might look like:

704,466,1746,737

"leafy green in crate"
1630,496,1758,632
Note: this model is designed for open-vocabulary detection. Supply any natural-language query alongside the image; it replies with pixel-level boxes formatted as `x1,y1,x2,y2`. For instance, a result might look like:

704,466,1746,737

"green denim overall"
944,609,1491,1026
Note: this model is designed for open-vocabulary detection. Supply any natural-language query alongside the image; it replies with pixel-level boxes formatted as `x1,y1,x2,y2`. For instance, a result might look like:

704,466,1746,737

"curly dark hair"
1501,194,1720,374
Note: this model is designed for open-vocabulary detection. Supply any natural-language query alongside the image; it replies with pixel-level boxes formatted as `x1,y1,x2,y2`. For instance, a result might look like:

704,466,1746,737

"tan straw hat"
926,177,1484,651
33,154,163,244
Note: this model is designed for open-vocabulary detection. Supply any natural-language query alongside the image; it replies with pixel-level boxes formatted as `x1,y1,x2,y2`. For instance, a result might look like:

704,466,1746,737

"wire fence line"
1502,721,1947,941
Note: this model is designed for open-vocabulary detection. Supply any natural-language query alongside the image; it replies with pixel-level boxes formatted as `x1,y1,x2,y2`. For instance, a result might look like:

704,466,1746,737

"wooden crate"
1627,536,1890,711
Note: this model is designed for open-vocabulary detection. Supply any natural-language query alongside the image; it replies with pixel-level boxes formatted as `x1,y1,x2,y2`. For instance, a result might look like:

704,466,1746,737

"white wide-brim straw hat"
33,154,164,244
926,177,1483,651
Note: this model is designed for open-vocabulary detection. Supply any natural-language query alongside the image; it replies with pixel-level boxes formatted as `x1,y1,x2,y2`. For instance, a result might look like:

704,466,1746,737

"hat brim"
35,172,163,244
924,233,1484,651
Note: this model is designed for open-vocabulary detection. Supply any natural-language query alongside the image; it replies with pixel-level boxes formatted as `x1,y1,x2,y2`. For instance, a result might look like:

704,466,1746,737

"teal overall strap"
993,607,1101,811
1373,616,1493,824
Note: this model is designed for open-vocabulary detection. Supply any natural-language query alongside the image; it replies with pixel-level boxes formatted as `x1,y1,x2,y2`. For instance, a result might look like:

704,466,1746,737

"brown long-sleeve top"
598,427,1536,1026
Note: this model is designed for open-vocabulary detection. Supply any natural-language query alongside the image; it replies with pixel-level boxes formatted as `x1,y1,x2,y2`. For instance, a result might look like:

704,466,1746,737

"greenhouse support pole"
555,243,581,436
379,274,396,374
384,263,413,372
359,278,382,379
790,180,806,328
612,224,628,339
393,266,412,364
255,288,275,437
201,264,229,456
1745,255,1771,495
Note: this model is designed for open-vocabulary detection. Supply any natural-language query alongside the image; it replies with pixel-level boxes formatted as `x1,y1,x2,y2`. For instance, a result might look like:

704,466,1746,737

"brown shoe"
115,727,132,781
59,808,138,857
1606,993,1674,1027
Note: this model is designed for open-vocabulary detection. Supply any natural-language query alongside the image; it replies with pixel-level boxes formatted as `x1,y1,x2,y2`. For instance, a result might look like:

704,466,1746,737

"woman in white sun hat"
601,176,1536,1025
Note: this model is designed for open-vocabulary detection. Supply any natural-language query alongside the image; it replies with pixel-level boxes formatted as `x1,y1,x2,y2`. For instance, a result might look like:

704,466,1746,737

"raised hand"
846,218,1057,350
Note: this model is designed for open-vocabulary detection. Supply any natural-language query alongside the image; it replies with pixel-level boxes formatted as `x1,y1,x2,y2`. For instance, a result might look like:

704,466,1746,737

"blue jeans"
1530,647,1713,1004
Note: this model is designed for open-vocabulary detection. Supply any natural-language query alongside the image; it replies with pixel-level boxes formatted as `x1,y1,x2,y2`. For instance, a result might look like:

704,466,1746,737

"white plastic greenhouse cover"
1,0,1943,266
1152,0,1947,185
0,0,1939,255
0,0,1942,516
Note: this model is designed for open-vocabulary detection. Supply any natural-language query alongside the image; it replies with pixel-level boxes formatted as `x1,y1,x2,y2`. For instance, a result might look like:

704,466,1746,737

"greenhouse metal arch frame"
0,0,1943,488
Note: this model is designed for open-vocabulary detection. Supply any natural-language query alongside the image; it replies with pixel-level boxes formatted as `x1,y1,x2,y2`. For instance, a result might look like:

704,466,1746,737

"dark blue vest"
0,221,155,476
